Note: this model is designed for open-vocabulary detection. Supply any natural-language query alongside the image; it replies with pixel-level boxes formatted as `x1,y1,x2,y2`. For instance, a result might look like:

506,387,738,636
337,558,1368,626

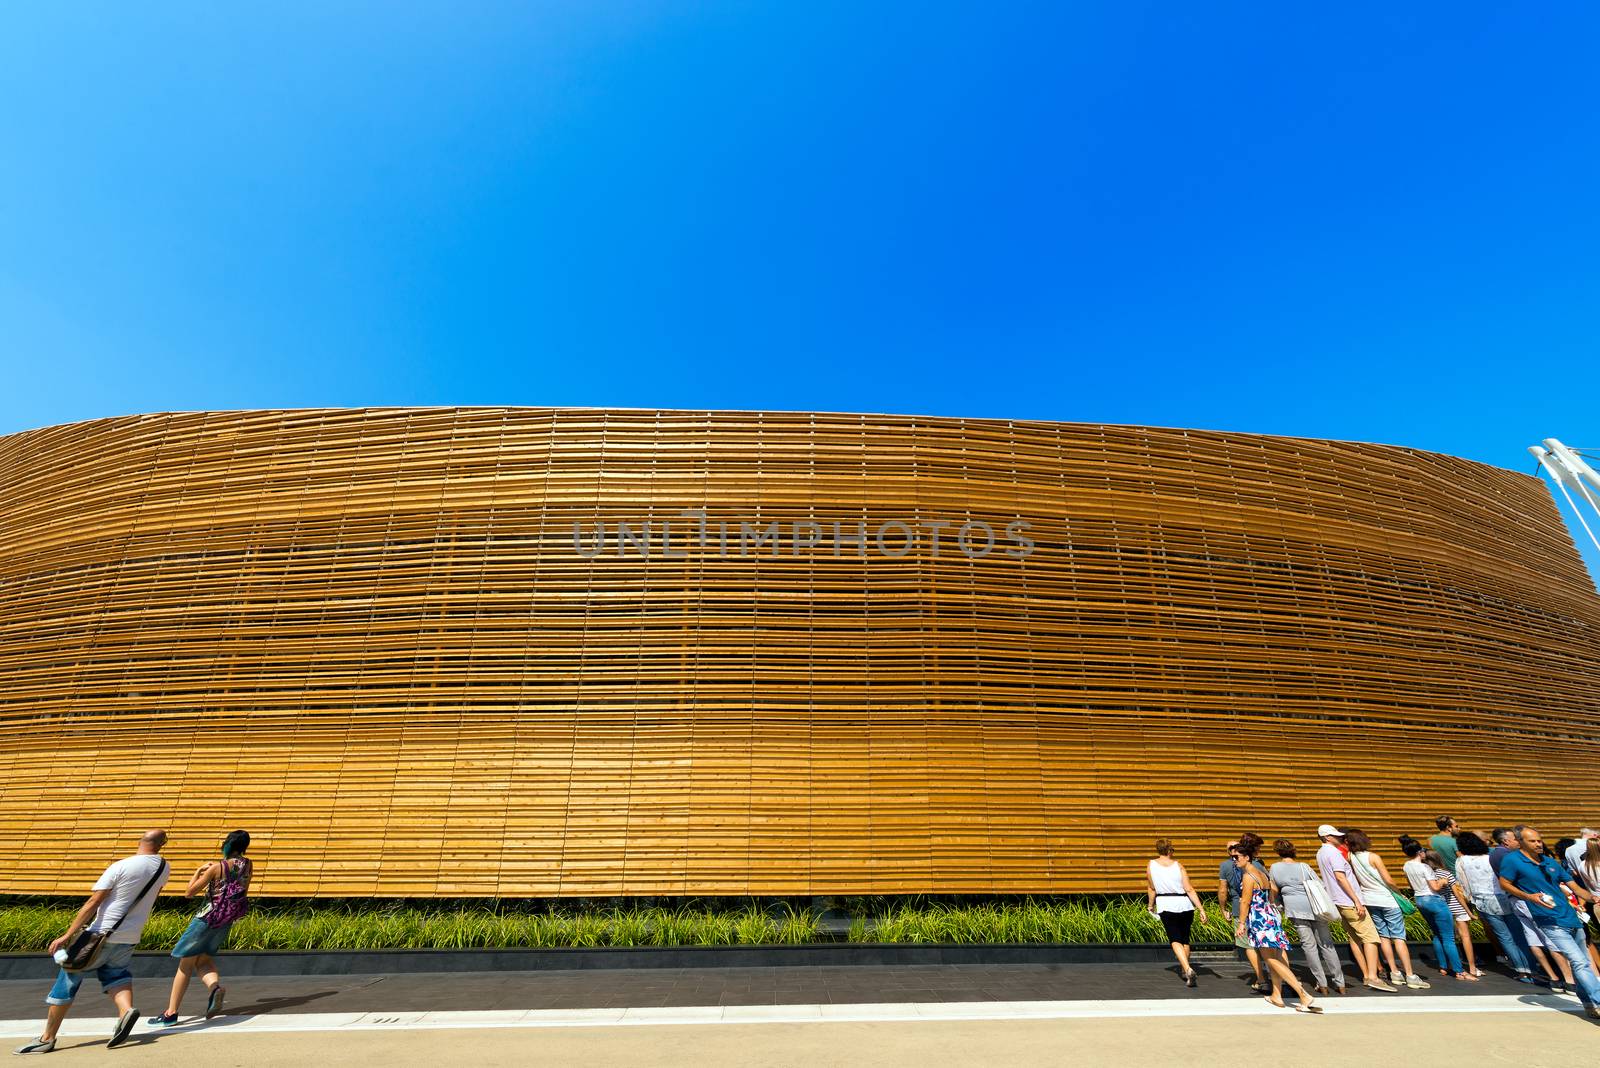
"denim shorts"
1369,904,1406,940
46,942,135,1005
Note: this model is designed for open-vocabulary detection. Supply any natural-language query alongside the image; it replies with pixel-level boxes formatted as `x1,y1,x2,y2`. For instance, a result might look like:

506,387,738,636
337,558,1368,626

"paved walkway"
4,959,1593,1064
0,957,1551,1019
5,1011,1598,1067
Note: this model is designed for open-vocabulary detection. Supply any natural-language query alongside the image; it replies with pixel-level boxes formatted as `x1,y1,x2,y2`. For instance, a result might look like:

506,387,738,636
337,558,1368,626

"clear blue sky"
3,5,1597,572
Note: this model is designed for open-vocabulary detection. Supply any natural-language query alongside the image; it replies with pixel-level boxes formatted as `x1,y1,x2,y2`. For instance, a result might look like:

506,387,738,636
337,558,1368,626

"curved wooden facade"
2,407,1597,897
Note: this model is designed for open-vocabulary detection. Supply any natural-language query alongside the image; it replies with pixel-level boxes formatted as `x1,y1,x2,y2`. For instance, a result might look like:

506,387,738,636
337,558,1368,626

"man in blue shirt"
1498,826,1600,1017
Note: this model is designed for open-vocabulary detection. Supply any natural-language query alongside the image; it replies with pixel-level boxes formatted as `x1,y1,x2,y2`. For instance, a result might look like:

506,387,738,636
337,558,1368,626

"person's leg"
1540,926,1600,1007
1292,919,1327,989
38,968,83,1043
1455,919,1478,974
1376,934,1399,977
1260,946,1285,1004
195,953,221,993
1244,945,1263,984
1263,948,1315,1007
1528,945,1561,983
166,956,196,1015
1314,919,1345,990
1171,941,1191,973
1480,910,1532,974
36,1004,70,1045
1418,896,1462,973
1392,933,1417,979
108,983,133,1017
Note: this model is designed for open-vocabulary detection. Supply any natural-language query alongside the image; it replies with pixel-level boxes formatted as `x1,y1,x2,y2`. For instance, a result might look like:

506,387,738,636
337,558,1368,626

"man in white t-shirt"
15,830,170,1056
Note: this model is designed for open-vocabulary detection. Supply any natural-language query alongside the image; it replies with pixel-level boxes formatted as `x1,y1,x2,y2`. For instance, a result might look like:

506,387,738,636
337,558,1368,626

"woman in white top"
1146,838,1208,987
1344,828,1427,988
1400,836,1473,979
1454,831,1537,982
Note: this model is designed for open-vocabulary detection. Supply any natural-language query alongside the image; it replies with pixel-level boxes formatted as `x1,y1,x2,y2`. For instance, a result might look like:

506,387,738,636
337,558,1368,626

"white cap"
1316,824,1343,838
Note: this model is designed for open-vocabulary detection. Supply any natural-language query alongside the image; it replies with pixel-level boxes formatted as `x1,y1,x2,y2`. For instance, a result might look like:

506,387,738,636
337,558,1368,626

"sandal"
1294,1000,1323,1014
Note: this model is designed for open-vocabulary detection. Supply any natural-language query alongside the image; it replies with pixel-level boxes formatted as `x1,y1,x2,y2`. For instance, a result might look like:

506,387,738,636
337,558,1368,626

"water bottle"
52,949,68,965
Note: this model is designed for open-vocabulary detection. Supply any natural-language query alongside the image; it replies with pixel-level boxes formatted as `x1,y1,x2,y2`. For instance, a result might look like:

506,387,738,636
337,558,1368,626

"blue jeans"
1415,894,1463,973
1537,924,1600,1007
45,942,135,1005
1479,906,1532,973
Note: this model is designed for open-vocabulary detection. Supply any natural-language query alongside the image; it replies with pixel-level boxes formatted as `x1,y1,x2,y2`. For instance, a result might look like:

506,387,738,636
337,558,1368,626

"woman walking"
1146,839,1208,987
148,830,253,1025
1268,838,1343,994
1400,836,1475,981
1235,833,1320,1012
1345,828,1428,988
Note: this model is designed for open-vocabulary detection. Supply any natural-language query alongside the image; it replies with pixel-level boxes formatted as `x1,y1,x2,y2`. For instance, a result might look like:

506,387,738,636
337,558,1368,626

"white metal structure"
1528,438,1600,558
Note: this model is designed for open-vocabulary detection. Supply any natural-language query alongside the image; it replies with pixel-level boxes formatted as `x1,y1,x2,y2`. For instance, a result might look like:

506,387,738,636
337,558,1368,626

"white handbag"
1301,863,1341,923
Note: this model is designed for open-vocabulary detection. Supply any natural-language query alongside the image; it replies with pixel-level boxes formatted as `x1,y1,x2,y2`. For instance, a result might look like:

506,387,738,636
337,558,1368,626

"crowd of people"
14,828,253,1055
1145,820,1600,1018
13,818,1599,1054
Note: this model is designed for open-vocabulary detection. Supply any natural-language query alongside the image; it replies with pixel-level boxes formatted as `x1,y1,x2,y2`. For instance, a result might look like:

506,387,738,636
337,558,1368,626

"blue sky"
3,5,1597,572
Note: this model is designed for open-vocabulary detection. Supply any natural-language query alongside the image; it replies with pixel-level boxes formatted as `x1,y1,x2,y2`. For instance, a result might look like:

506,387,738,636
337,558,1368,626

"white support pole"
1530,440,1600,560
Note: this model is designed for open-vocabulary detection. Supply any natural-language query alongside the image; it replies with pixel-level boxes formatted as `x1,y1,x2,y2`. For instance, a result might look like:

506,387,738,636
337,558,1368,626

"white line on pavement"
0,994,1587,1039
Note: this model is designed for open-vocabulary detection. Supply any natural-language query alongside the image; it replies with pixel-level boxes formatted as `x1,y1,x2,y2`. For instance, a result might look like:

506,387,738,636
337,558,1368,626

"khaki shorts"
1338,904,1380,944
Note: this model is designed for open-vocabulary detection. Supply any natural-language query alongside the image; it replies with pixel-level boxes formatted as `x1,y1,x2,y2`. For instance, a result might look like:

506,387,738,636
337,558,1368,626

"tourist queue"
1146,820,1600,1017
13,818,1600,1055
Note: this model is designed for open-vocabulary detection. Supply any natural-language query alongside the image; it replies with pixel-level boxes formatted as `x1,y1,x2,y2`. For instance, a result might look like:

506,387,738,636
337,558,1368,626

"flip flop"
1295,1002,1323,1014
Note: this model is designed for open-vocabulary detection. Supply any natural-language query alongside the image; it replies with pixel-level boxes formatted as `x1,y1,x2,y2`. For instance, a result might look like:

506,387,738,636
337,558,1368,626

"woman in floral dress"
1235,832,1321,1013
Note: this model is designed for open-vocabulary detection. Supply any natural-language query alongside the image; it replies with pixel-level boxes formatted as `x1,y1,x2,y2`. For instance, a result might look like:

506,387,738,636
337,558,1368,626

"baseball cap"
1316,824,1343,838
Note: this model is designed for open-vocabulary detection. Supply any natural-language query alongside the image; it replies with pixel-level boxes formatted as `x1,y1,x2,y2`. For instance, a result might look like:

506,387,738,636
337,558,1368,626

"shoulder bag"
60,859,168,973
1300,863,1340,923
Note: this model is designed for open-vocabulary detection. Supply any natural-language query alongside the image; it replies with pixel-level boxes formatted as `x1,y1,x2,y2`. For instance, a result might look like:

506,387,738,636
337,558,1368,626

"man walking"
1217,841,1266,992
1316,824,1394,991
1498,826,1600,1018
14,830,170,1054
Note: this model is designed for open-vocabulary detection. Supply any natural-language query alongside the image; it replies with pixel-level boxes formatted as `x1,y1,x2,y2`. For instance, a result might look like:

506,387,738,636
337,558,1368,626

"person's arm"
1235,869,1254,935
1179,865,1208,923
184,860,222,898
1333,868,1366,915
1562,877,1594,905
1498,869,1555,910
46,890,112,954
1147,865,1157,913
1217,873,1229,916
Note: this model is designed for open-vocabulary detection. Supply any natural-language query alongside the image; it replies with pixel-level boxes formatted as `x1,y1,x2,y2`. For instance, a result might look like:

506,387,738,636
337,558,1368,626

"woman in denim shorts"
148,830,253,1025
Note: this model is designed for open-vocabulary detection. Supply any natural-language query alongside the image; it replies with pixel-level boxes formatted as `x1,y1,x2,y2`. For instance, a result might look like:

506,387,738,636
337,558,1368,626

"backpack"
201,859,250,929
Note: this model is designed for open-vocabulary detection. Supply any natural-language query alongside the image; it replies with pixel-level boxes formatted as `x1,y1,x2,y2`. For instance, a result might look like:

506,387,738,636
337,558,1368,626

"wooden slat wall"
1,407,1597,897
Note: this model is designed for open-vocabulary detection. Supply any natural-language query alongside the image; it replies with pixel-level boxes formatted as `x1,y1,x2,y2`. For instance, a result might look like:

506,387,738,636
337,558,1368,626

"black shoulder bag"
60,859,168,972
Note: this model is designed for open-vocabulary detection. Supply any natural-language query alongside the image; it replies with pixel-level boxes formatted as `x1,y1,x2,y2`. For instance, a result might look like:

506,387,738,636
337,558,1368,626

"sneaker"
106,1009,138,1049
1389,969,1405,986
205,987,225,1020
1405,974,1431,989
1365,978,1399,992
1512,973,1539,985
12,1037,55,1055
146,1012,178,1027
1587,1006,1600,1020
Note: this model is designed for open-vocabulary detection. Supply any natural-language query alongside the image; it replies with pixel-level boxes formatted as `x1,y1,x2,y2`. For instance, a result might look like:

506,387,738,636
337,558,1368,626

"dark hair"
1490,827,1509,846
1237,832,1264,859
1343,828,1372,853
1555,837,1576,861
1398,834,1423,858
221,830,251,858
1436,815,1454,831
1455,831,1489,857
1155,838,1173,857
1274,838,1297,859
